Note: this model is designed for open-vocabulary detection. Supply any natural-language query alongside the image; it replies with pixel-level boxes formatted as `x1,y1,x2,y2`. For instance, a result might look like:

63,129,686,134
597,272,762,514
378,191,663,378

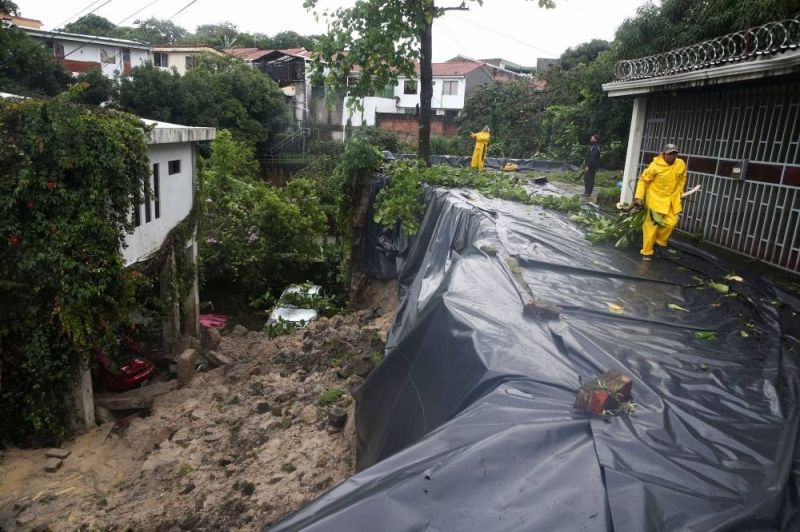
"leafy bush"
430,135,469,156
200,130,328,298
0,96,150,445
350,126,400,153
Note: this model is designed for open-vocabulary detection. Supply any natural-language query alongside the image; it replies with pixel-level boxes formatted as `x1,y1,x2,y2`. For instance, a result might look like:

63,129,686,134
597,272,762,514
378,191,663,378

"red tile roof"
428,61,484,76
222,48,273,61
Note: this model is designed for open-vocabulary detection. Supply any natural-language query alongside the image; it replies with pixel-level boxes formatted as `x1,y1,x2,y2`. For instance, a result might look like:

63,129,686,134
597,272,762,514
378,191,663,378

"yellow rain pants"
634,155,687,256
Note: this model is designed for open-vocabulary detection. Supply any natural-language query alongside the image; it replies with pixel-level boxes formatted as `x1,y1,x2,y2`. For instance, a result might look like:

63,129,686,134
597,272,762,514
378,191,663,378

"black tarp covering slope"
270,186,800,531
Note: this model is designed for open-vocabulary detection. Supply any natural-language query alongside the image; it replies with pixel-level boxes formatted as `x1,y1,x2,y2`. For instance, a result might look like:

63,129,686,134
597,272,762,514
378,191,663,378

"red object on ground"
200,313,229,329
575,370,633,415
91,349,155,393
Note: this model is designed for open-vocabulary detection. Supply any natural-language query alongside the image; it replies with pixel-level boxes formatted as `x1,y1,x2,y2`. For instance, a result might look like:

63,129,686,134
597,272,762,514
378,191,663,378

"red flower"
46,180,56,190
132,271,142,279
26,200,35,209
8,234,21,246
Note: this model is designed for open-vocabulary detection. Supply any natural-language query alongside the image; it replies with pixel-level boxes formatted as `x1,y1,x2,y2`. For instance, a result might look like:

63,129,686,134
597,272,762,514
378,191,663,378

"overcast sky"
16,0,649,65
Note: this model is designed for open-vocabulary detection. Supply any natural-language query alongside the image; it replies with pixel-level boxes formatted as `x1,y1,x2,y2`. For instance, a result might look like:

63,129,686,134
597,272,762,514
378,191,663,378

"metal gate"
638,82,800,273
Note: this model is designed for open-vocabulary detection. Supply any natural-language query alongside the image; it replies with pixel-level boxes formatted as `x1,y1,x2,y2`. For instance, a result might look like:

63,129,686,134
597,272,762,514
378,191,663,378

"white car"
267,284,323,327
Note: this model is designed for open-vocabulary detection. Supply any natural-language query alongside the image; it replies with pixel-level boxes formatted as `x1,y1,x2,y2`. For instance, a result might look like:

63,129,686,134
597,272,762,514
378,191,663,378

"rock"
328,407,348,429
336,364,354,379
190,410,204,421
17,509,37,526
172,427,192,445
218,455,235,467
231,325,248,337
205,350,233,367
95,406,115,425
202,327,222,351
179,514,200,530
225,464,237,477
44,458,62,472
177,349,197,387
175,335,203,355
314,476,333,491
224,364,249,383
179,481,195,495
46,448,71,459
330,315,344,328
352,358,373,378
300,404,318,424
202,432,222,443
256,402,271,414
240,481,256,496
302,339,313,353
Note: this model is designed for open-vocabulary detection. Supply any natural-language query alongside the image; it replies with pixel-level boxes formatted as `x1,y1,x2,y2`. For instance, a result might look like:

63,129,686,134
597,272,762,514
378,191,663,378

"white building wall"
394,76,466,110
343,96,398,126
122,143,194,265
58,40,148,78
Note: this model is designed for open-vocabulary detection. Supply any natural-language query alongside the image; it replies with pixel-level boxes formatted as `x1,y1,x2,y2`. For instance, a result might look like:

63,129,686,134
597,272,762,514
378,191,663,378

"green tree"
192,22,241,48
71,68,115,105
558,39,609,70
126,18,188,44
268,31,317,50
200,130,328,297
62,13,117,36
0,26,72,96
304,0,555,165
116,62,183,121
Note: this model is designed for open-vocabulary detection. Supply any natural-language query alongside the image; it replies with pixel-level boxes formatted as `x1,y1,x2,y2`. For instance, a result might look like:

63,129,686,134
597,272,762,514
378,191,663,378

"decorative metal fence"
614,16,800,81
637,82,800,272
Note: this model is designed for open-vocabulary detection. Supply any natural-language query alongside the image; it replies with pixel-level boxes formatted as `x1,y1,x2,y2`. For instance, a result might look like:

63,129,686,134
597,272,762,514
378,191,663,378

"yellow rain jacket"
634,155,687,214
470,131,490,170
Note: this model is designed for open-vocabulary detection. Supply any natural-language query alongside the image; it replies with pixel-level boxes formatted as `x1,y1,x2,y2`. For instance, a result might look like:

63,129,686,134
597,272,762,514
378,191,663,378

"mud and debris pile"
0,300,394,531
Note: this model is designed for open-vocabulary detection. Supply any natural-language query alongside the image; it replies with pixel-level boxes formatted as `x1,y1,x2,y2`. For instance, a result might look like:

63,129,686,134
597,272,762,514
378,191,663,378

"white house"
150,45,226,76
343,60,523,133
19,27,150,78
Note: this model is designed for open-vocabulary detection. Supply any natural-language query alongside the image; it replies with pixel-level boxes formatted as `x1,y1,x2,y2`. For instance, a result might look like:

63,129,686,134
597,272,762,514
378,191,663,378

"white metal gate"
638,82,800,272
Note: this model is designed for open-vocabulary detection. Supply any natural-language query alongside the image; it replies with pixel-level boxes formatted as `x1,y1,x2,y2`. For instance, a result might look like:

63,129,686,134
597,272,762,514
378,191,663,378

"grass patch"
317,387,345,406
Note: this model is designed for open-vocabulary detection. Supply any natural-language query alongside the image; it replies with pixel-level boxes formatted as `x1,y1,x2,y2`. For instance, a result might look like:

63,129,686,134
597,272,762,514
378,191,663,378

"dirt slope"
0,290,395,531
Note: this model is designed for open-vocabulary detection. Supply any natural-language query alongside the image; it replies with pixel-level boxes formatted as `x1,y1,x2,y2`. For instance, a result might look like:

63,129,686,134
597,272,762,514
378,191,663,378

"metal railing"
614,16,800,81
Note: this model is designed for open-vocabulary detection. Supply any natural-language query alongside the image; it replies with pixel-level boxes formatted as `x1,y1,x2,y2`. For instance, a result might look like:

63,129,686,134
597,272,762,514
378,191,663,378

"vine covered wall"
0,95,151,446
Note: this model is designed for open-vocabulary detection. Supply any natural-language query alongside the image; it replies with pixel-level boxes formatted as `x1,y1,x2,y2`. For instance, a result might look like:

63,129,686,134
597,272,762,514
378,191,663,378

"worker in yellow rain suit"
633,143,687,260
470,126,491,170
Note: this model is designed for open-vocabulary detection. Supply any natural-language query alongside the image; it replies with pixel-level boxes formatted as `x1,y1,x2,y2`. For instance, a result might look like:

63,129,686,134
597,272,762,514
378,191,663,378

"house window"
443,80,459,96
185,55,194,71
403,80,417,94
122,48,131,64
143,175,152,224
133,199,141,227
100,49,115,64
168,160,181,175
153,52,169,68
46,41,65,60
153,163,160,219
378,83,395,98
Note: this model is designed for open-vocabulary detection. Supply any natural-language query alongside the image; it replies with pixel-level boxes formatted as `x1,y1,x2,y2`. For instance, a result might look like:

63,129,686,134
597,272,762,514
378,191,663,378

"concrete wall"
122,143,194,265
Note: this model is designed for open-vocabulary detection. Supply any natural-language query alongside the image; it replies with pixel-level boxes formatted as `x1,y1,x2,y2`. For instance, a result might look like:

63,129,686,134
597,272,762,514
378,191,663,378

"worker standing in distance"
633,143,687,260
470,126,491,170
582,133,601,199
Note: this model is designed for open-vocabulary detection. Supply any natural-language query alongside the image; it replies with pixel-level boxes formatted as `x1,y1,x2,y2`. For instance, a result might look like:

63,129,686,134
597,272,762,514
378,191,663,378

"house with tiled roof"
150,45,226,76
345,59,523,142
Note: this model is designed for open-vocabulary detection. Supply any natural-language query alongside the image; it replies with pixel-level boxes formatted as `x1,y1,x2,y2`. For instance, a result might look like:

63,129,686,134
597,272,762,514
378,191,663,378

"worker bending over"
633,143,687,260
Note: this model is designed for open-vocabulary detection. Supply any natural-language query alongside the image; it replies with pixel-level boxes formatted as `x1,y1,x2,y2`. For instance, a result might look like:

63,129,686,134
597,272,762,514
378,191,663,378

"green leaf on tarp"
667,249,678,255
740,330,750,338
724,274,743,282
667,303,689,312
695,331,718,340
709,282,730,294
606,302,625,314
650,211,665,226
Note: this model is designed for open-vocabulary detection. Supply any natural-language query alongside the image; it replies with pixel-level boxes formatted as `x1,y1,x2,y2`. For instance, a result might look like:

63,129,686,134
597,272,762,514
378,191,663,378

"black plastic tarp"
271,186,800,531
357,174,410,280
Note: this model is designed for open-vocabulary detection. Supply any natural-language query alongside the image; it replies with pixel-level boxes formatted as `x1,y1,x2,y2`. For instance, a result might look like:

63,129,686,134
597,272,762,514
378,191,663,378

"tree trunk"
418,19,433,166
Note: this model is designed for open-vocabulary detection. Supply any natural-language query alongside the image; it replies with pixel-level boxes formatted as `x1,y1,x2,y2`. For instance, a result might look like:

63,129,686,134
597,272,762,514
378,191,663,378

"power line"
55,0,113,30
447,12,557,58
168,0,200,20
